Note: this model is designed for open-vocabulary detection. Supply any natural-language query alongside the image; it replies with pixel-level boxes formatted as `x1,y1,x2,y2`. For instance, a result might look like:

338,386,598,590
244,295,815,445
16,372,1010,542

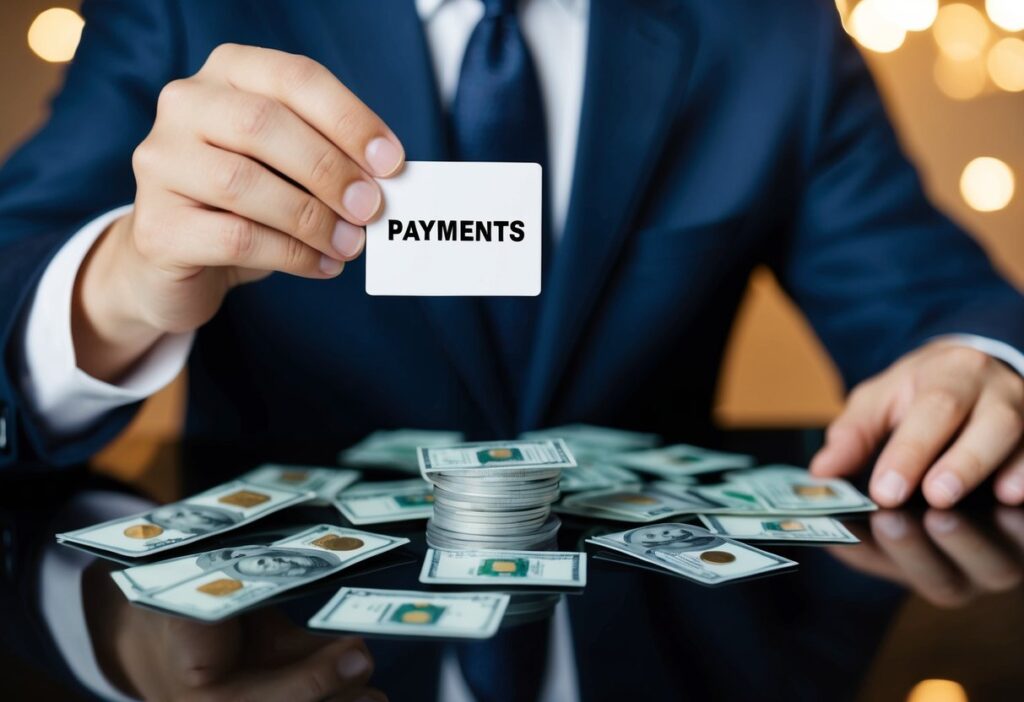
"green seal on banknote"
392,602,446,625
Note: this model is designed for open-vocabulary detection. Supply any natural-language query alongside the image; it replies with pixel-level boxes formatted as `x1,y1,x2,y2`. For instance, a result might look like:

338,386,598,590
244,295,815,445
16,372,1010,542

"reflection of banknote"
110,525,408,621
587,523,796,585
309,587,510,639
340,429,464,473
419,439,576,477
699,514,859,543
242,464,360,505
56,480,315,558
723,466,877,514
334,479,434,525
419,548,586,587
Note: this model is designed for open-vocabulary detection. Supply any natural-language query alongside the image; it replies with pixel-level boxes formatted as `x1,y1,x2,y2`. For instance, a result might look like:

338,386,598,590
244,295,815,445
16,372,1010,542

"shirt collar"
415,0,586,22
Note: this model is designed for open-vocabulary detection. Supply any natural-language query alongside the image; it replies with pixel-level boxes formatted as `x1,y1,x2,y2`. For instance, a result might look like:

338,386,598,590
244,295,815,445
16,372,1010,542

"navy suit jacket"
2,0,1023,469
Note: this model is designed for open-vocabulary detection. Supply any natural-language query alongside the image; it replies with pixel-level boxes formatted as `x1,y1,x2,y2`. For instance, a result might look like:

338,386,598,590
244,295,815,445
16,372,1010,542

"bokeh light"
987,0,1024,32
934,4,991,61
849,0,907,54
27,7,84,63
960,157,1015,212
906,679,968,702
881,0,939,32
988,37,1024,92
934,55,987,100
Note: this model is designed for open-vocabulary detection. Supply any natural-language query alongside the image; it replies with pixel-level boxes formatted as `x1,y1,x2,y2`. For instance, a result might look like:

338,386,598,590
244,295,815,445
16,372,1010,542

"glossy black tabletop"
2,430,1023,702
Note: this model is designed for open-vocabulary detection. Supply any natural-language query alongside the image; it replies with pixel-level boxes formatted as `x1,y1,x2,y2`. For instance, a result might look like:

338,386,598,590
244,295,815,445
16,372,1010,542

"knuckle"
156,78,191,116
294,196,330,242
276,54,320,92
949,449,985,483
232,94,277,138
205,42,240,69
945,346,990,373
131,140,159,177
992,403,1024,437
309,147,344,190
221,217,257,260
922,388,965,417
1005,373,1024,405
213,156,257,203
297,668,333,701
332,105,364,141
283,232,311,270
131,208,165,260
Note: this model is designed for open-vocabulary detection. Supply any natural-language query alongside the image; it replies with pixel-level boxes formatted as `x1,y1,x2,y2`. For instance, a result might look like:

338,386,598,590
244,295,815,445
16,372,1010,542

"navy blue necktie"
449,0,549,410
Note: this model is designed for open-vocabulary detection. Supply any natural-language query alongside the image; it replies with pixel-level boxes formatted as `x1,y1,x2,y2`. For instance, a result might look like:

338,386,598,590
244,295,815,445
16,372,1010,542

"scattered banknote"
110,525,408,621
558,487,702,523
616,444,754,480
309,587,510,639
698,514,859,543
723,466,877,515
242,464,360,505
419,439,576,477
521,424,658,460
559,460,641,493
334,479,434,525
419,548,587,587
587,523,796,585
57,480,315,558
340,429,464,473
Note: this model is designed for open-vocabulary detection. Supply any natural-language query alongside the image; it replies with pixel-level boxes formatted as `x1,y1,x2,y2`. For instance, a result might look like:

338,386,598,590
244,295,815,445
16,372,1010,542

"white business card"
366,161,542,296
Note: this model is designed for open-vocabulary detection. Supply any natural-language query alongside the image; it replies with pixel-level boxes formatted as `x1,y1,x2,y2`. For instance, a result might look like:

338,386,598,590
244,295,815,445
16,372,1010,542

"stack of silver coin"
419,441,574,550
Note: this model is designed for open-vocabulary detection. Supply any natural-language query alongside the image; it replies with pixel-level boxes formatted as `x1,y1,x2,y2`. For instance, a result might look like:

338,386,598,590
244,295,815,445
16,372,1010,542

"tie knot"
481,0,518,17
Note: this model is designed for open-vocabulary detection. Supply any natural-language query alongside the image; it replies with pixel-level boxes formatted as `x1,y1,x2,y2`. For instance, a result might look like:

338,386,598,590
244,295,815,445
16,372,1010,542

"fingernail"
343,180,381,222
337,648,369,679
319,255,343,276
931,473,963,505
875,512,907,540
874,472,908,505
929,510,960,534
365,136,404,177
998,476,1024,504
332,220,365,259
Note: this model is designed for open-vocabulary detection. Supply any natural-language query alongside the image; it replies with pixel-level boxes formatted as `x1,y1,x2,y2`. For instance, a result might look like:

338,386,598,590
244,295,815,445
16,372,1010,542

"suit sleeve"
0,0,180,468
775,9,1024,390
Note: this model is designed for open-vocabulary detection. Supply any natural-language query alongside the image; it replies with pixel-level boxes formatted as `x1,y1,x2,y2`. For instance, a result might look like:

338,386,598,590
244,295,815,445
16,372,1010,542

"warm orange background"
2,1,1022,477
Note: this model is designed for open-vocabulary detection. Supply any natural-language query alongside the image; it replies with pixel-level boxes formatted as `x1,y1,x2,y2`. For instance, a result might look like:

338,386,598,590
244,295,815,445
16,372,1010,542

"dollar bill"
334,479,434,525
587,523,796,585
419,548,587,587
521,424,658,460
110,525,408,621
698,514,859,543
419,439,576,477
724,466,876,514
340,429,464,473
616,444,754,479
56,480,315,558
242,464,360,505
559,486,706,522
308,587,510,639
559,460,641,493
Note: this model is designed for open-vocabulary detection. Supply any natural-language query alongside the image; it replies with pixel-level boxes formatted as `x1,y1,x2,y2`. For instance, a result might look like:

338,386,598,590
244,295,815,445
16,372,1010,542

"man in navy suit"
2,3,1024,510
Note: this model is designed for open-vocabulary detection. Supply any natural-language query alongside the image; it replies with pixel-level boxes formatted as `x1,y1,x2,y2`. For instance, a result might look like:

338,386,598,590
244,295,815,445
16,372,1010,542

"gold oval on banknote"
613,495,658,505
487,448,514,460
197,578,244,596
402,610,433,624
792,485,836,499
279,470,309,482
491,560,518,573
313,534,364,551
778,520,805,531
699,550,736,565
123,524,163,539
218,489,271,508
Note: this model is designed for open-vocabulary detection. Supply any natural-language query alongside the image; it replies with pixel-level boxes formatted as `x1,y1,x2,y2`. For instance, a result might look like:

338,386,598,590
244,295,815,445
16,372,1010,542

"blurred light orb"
906,680,968,702
27,7,84,63
934,55,987,100
960,157,1015,212
988,37,1024,92
987,0,1024,32
934,4,991,61
881,0,939,32
849,0,907,54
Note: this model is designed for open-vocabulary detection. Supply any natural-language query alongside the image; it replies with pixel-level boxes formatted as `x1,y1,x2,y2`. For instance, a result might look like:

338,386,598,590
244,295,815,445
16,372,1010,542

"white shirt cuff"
937,334,1024,378
39,491,154,702
17,205,194,438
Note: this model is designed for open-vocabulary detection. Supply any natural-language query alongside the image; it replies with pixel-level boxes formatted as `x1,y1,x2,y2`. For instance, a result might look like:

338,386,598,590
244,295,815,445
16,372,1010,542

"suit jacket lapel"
302,0,514,436
520,0,698,429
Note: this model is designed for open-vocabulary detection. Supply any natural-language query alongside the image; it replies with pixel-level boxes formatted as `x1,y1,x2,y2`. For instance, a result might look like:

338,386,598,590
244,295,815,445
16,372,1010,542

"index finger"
200,44,405,178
